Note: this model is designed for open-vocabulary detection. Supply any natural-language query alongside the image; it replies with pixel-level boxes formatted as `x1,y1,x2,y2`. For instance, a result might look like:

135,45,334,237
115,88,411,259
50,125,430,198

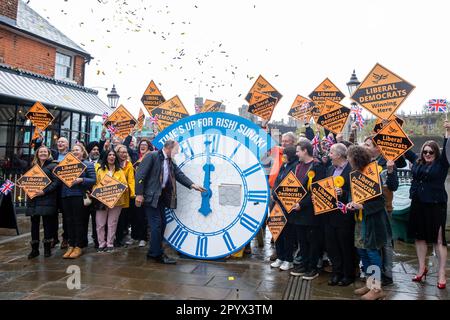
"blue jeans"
144,200,166,258
357,248,382,273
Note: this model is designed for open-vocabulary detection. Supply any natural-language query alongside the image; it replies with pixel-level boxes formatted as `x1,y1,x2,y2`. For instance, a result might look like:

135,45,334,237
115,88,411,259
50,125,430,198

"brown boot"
361,288,386,300
354,286,370,296
63,247,74,259
69,247,82,259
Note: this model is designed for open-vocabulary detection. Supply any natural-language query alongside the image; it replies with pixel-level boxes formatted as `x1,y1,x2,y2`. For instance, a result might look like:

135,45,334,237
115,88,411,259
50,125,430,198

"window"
55,52,73,81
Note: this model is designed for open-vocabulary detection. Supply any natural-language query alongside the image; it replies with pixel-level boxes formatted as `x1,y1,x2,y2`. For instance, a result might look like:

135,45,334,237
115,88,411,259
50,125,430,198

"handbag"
83,192,92,207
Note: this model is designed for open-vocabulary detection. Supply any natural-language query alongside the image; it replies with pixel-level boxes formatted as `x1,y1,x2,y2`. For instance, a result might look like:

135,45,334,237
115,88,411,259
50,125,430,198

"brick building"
0,0,109,204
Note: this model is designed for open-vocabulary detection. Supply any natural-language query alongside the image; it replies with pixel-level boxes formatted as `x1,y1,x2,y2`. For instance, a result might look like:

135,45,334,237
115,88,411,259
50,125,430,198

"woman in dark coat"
26,145,60,259
408,121,450,289
346,145,389,300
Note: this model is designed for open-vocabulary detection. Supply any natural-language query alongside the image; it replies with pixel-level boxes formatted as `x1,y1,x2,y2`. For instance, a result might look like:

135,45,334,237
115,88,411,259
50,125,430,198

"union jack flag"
311,133,320,151
351,105,365,129
0,180,14,195
107,125,118,135
337,201,347,214
326,135,335,147
149,115,159,125
428,99,447,113
102,112,109,123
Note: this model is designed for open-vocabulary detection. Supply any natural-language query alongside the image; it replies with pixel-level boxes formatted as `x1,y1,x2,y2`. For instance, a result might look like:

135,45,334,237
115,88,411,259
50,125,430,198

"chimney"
0,0,19,22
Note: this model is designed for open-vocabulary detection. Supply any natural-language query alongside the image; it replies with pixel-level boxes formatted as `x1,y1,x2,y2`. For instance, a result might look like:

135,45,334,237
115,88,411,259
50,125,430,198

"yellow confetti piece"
228,276,235,281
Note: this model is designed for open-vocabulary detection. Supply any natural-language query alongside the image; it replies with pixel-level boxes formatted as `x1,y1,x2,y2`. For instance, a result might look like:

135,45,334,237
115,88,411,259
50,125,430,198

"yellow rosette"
307,171,315,191
333,176,345,188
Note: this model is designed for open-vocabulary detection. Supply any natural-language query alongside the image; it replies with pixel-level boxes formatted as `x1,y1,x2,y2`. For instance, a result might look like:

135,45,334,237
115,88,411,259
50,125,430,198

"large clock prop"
153,112,275,260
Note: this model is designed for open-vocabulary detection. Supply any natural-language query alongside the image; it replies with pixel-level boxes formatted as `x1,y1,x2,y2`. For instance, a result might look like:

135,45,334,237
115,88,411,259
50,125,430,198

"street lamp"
346,70,361,138
107,85,120,109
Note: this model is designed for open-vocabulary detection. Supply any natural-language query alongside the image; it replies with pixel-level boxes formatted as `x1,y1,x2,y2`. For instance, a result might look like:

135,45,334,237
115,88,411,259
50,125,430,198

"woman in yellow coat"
114,144,136,246
95,149,128,252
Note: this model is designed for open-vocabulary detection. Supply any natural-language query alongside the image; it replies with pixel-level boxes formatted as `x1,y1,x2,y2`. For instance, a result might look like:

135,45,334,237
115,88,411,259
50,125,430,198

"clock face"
154,113,274,259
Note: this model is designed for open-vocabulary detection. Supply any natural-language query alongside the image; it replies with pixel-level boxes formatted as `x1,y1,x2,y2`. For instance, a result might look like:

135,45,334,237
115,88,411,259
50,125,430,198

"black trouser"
62,196,86,248
80,205,97,247
52,197,67,242
275,223,295,262
297,225,322,272
325,223,355,279
30,215,55,242
130,202,148,241
115,206,131,244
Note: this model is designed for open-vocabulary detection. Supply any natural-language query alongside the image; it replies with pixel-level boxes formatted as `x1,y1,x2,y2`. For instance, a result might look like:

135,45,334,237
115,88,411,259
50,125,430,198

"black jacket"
26,160,60,216
135,150,194,209
323,162,353,228
410,138,449,204
290,160,326,226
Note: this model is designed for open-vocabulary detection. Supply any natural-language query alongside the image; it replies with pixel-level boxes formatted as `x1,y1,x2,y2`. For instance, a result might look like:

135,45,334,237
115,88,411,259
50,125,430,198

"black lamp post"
346,70,361,135
107,85,120,109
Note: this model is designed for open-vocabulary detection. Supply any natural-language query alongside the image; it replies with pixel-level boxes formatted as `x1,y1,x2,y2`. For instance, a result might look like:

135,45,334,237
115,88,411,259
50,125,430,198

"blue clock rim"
154,112,272,260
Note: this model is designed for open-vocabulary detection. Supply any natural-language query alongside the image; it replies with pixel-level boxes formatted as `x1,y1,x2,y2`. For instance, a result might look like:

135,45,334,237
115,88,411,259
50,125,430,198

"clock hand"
198,140,215,216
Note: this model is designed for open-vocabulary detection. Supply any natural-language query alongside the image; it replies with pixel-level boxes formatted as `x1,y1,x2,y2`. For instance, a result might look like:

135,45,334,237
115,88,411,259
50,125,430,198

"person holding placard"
26,146,60,259
113,144,136,247
324,143,355,286
270,146,299,271
289,140,326,280
95,149,129,252
408,121,450,290
60,144,96,259
346,145,389,300
363,136,398,286
127,139,154,247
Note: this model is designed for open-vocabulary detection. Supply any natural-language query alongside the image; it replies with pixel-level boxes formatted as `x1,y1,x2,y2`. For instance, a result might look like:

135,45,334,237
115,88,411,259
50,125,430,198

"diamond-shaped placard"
311,177,338,215
53,153,87,188
91,174,128,209
288,95,314,122
151,95,190,131
316,99,351,134
351,63,415,120
372,119,413,161
309,78,345,120
274,171,307,213
26,101,55,131
141,80,166,114
16,164,51,199
267,202,287,242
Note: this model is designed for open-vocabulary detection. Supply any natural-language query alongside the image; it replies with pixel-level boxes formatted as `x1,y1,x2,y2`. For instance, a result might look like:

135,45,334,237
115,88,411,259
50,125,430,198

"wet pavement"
0,215,449,300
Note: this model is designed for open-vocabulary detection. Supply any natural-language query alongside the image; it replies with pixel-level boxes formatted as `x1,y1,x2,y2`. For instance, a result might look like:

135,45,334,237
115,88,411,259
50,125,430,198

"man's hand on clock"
191,184,206,192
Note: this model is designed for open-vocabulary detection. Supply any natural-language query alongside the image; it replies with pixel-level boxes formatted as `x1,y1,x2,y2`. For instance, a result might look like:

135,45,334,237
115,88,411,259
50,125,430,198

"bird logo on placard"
372,73,388,84
387,126,398,134
322,84,331,90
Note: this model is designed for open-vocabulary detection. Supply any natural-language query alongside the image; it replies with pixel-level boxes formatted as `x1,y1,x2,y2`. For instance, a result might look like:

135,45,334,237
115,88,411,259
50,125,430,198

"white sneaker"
270,259,283,268
125,239,135,245
280,261,294,271
138,240,146,247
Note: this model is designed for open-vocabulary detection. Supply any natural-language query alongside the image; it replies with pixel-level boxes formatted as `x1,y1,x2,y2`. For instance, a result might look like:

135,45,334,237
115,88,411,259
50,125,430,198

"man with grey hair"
135,139,205,264
324,143,355,287
281,132,296,148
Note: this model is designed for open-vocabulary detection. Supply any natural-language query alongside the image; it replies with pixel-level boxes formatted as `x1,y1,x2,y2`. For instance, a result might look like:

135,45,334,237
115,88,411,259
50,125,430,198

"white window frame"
55,50,74,81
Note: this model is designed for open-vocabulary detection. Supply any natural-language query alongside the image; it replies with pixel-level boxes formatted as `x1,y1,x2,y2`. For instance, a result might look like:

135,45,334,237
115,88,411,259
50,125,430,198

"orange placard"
373,115,404,134
16,164,51,199
351,63,415,120
26,101,55,131
91,174,128,209
267,202,287,242
136,108,145,131
274,171,307,213
151,95,190,131
372,119,414,161
141,80,166,114
311,177,338,215
201,99,223,113
245,75,282,121
288,95,314,122
53,153,87,188
350,161,382,204
308,78,345,120
104,105,137,139
316,99,351,134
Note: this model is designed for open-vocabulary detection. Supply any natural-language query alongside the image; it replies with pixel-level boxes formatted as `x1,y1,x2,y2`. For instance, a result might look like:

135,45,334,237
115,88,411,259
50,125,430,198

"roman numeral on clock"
247,190,268,203
195,236,208,257
242,163,260,177
223,231,236,251
179,140,194,159
240,213,259,233
167,225,188,249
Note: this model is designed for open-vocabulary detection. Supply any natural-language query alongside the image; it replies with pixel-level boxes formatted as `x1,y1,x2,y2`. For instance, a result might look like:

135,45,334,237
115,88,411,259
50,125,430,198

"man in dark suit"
135,139,205,264
325,143,355,286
